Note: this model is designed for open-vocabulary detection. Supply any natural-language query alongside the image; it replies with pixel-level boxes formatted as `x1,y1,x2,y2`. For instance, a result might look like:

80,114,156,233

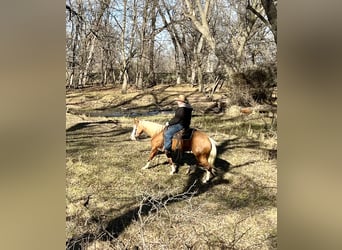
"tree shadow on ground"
221,172,277,209
66,130,133,158
66,120,119,132
94,85,173,111
66,128,273,249
66,155,232,250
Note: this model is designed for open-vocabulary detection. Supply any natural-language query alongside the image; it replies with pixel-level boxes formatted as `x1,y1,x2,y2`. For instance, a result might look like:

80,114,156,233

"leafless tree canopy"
66,0,277,97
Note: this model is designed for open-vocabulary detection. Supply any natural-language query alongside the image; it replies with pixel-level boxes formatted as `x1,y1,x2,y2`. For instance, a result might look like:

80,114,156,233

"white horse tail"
208,137,217,168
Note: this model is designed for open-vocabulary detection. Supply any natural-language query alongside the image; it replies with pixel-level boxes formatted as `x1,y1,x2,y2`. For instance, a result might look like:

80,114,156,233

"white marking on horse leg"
170,164,178,175
131,126,137,140
207,170,212,181
186,165,195,175
130,126,137,140
142,161,151,170
130,125,137,141
203,170,211,183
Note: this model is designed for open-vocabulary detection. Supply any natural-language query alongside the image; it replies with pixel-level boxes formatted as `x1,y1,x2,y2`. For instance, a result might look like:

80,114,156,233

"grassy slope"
66,84,277,249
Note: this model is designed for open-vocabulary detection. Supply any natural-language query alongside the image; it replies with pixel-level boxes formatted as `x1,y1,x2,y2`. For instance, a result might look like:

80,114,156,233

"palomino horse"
131,118,217,183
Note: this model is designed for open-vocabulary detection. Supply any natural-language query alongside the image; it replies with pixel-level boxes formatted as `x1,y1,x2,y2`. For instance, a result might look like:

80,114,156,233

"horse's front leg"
169,159,179,175
142,147,159,170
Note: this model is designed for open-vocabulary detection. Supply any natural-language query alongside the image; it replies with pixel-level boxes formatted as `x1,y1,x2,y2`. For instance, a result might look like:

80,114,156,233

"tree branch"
246,3,269,26
66,4,84,22
66,4,100,40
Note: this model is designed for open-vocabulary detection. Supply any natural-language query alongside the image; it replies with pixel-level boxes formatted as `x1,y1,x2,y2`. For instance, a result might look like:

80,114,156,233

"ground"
66,84,277,249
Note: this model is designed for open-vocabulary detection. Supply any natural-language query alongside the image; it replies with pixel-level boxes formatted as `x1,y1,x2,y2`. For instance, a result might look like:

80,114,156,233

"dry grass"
66,84,277,249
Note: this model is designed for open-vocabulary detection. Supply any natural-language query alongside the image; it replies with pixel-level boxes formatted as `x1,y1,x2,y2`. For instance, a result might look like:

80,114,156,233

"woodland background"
66,0,277,105
66,1,277,249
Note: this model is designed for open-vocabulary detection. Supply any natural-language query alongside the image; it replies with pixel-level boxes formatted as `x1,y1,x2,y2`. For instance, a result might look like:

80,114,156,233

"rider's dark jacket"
168,104,193,129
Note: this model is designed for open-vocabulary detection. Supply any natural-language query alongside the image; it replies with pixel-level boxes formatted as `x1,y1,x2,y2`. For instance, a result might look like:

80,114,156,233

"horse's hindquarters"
191,131,212,154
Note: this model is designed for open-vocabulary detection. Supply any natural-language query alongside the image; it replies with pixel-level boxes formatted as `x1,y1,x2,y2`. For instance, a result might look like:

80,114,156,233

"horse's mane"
140,120,165,137
140,120,161,126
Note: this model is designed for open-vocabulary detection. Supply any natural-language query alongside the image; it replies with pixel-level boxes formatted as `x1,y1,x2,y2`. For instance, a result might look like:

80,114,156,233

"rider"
164,94,193,157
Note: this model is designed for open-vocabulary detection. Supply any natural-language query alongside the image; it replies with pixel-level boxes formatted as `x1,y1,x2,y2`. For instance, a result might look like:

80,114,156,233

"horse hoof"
170,164,178,175
186,165,196,175
142,162,151,170
203,179,211,184
202,176,212,184
170,168,178,175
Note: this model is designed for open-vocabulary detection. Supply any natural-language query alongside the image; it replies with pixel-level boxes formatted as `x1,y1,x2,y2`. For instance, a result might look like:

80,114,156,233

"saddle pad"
173,128,195,140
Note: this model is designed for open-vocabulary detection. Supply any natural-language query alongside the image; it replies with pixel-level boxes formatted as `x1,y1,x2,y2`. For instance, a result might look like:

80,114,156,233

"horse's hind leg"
205,169,215,183
185,165,196,175
197,154,215,183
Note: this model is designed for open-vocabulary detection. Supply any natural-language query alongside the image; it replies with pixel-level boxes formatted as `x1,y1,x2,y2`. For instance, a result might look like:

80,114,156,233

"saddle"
173,128,195,140
171,128,196,154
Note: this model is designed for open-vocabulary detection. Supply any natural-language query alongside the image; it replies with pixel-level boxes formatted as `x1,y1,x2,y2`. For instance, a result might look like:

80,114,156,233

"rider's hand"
165,122,169,128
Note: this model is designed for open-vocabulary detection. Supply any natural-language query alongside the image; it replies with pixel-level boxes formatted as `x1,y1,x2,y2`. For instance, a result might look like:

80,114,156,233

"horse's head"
130,118,143,140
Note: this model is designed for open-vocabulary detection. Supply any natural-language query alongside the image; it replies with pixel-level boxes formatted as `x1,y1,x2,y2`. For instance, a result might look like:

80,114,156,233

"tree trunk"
68,73,74,88
166,32,182,85
175,52,181,84
136,0,148,89
148,0,157,86
261,0,277,43
183,0,218,84
158,1,182,85
122,69,128,94
190,61,196,86
101,48,107,86
247,0,277,44
80,35,96,86
71,21,79,88
121,0,128,93
184,52,191,83
103,70,107,86
184,0,216,53
196,36,204,92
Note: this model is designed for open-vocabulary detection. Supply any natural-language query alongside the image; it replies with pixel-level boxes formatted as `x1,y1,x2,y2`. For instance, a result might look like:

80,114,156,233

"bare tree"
158,0,183,84
135,1,149,89
247,0,277,44
182,0,216,91
183,0,216,52
146,0,158,86
65,0,277,93
66,1,80,88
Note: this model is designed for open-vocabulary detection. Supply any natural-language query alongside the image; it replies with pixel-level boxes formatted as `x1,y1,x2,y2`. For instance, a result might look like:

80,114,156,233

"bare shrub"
101,183,276,249
227,73,256,107
228,64,277,107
